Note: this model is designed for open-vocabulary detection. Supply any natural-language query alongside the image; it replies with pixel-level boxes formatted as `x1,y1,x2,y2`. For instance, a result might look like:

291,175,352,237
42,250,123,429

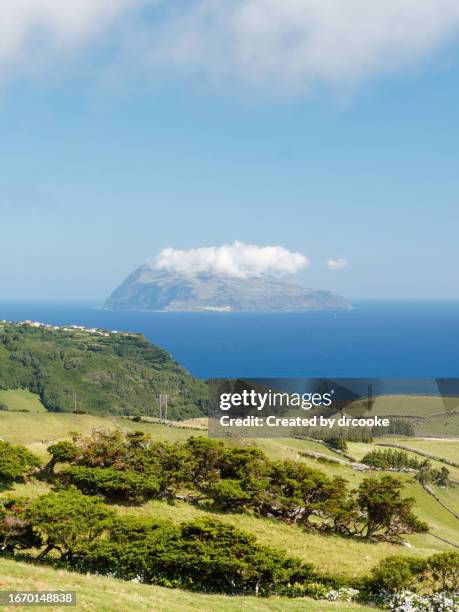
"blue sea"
0,301,458,379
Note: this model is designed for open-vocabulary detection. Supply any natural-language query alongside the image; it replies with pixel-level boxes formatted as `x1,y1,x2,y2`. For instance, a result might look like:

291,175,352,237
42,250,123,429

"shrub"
327,437,348,453
207,479,251,511
0,440,41,484
44,441,78,474
368,556,428,593
0,497,41,552
375,590,459,611
81,515,315,595
428,551,459,592
62,466,160,503
27,487,115,560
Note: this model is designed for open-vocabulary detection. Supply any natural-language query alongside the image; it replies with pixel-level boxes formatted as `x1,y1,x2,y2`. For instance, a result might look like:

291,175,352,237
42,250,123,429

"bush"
44,441,78,474
26,488,115,560
63,466,160,503
0,440,41,484
0,497,41,552
207,479,251,511
327,437,348,453
374,590,459,611
428,551,459,592
80,515,315,595
368,556,428,593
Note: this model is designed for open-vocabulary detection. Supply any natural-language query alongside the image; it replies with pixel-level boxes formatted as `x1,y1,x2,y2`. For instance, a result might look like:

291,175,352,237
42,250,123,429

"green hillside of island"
0,321,206,420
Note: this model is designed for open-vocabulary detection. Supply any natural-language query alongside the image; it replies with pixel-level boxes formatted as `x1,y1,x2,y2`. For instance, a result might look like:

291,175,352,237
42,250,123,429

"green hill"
0,322,206,420
0,389,47,413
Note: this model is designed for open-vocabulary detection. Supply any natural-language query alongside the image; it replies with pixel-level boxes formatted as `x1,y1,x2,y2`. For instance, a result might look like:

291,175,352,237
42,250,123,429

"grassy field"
344,395,459,436
351,395,447,417
0,411,457,610
0,559,373,612
399,438,459,462
1,413,457,559
0,411,192,460
416,413,459,437
0,389,47,413
347,439,459,481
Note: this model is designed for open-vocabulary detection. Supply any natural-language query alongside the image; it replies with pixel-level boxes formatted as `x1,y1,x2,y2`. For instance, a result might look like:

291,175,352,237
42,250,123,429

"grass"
351,395,452,417
432,484,459,516
0,389,46,413
402,481,459,548
0,412,457,605
0,413,192,460
346,395,459,436
0,559,373,612
416,413,459,437
396,438,459,463
347,439,459,481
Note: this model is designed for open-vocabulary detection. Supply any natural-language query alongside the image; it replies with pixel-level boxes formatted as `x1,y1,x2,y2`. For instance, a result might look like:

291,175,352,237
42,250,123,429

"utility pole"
159,393,168,423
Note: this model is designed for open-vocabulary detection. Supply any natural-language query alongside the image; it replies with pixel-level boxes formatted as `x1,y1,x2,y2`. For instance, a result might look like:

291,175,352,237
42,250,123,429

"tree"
433,467,450,487
327,437,348,453
44,441,78,475
185,437,225,490
27,487,114,560
356,476,428,541
267,461,348,526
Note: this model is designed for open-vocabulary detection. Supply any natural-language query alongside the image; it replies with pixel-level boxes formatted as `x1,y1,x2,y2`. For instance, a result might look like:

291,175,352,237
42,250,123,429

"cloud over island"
153,241,310,279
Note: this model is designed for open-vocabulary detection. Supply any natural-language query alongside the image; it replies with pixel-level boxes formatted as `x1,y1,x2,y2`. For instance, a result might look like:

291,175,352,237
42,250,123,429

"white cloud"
150,0,459,91
1,1,459,91
0,0,137,71
153,241,309,278
327,258,349,270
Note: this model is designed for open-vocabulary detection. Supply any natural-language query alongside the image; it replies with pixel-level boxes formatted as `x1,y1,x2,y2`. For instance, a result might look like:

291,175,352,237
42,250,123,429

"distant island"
105,264,352,312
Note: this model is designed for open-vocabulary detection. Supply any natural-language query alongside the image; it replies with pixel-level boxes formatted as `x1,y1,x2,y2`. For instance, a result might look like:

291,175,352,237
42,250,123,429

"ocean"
0,300,458,379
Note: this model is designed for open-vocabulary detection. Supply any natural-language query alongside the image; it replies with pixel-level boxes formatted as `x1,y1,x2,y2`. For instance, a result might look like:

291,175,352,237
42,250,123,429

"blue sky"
1,1,459,300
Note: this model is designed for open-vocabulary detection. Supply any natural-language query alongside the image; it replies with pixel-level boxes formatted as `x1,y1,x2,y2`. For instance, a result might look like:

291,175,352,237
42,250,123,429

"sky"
1,0,459,301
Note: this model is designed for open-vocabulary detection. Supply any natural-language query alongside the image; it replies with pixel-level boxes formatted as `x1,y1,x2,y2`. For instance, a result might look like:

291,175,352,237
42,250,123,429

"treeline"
39,431,428,542
1,488,457,600
362,449,451,486
297,417,415,444
0,488,314,595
